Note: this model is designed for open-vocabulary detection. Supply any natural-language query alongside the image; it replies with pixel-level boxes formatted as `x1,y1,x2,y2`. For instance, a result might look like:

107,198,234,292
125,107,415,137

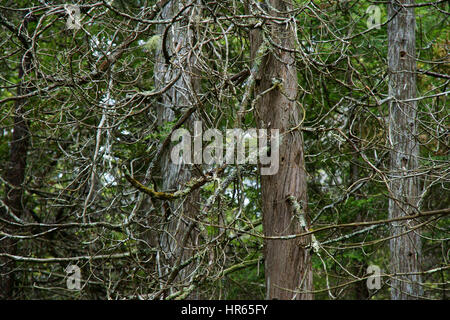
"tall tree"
387,0,423,299
1,0,448,300
154,0,201,298
0,11,32,299
250,0,313,299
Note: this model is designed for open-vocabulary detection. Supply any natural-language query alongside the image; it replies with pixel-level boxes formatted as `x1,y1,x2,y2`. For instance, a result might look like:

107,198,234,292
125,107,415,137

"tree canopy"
0,0,448,300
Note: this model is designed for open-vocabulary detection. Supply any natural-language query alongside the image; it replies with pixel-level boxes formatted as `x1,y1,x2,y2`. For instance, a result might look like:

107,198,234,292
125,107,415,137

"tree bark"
250,0,313,300
387,0,423,300
154,0,201,298
0,54,31,299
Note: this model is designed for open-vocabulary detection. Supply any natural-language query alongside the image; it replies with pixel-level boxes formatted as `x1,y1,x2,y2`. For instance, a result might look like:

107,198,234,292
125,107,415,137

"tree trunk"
154,0,200,298
387,0,423,300
1,54,31,299
349,109,369,300
250,0,313,300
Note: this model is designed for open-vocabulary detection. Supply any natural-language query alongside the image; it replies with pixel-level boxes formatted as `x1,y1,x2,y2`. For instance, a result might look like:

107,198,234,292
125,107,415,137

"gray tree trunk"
387,0,423,300
250,0,313,300
154,0,200,298
0,40,31,299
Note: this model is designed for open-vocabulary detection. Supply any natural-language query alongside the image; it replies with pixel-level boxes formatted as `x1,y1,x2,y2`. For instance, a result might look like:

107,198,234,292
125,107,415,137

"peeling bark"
154,0,201,298
387,0,423,300
250,0,313,300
